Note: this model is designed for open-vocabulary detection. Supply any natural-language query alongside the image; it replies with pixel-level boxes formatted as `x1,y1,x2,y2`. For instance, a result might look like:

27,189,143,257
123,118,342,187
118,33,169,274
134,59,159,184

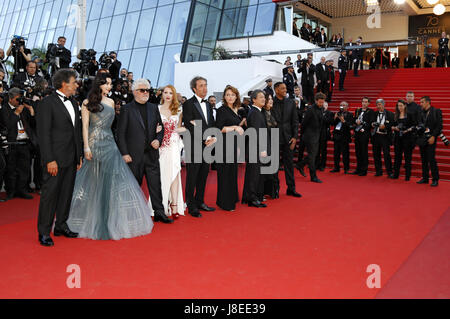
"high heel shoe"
170,204,180,219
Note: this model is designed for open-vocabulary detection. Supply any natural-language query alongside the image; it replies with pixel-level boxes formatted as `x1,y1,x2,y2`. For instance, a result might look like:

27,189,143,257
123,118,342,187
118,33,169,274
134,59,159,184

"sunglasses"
137,89,151,93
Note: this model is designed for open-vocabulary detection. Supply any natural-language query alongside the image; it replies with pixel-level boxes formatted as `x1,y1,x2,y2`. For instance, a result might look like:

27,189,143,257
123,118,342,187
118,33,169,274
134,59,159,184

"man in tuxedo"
351,97,374,176
392,53,400,69
325,59,335,102
404,55,412,68
353,37,364,77
316,101,333,171
272,82,301,197
117,78,172,224
0,49,9,85
300,57,315,104
182,76,216,217
36,69,83,247
297,92,326,183
417,96,443,187
346,38,354,70
412,52,421,68
338,50,348,91
315,56,328,94
300,23,310,41
0,88,37,200
371,99,395,178
438,32,449,67
316,28,327,48
330,101,354,174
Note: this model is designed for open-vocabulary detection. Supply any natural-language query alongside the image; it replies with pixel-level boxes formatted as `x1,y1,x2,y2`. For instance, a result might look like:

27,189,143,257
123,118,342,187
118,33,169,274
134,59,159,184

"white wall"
331,13,409,42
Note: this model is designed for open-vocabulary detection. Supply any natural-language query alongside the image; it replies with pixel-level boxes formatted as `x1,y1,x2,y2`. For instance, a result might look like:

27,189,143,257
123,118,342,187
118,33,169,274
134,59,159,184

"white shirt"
253,105,262,112
195,94,208,124
57,90,75,126
9,103,29,140
0,61,8,83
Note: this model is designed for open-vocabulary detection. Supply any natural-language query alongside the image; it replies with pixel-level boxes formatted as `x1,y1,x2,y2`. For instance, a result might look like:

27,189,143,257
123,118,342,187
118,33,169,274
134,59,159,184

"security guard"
338,50,348,91
283,65,296,98
263,78,274,97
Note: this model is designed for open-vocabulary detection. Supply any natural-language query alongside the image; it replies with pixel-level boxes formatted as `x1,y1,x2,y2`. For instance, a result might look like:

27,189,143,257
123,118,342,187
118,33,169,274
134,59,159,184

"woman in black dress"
261,94,279,199
215,85,246,211
392,100,417,181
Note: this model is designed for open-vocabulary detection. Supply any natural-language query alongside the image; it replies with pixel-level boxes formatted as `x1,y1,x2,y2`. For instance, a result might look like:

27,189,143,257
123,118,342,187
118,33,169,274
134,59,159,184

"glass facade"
0,0,277,86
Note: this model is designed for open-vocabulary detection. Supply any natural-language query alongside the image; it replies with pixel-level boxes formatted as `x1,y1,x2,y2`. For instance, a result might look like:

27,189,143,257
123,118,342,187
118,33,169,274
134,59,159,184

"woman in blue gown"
67,74,153,240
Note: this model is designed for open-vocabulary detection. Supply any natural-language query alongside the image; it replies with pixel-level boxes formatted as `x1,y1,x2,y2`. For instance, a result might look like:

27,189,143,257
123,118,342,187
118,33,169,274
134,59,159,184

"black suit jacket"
354,107,374,137
12,72,43,88
392,57,400,68
0,102,37,147
301,104,323,144
300,63,315,86
412,56,421,68
117,100,164,164
370,110,395,141
438,38,449,54
36,93,82,167
420,107,443,139
315,63,328,82
272,97,299,145
247,106,268,155
332,111,354,143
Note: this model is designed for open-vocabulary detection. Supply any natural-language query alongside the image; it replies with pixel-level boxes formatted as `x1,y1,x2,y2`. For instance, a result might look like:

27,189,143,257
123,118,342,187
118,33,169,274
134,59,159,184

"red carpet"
0,167,449,298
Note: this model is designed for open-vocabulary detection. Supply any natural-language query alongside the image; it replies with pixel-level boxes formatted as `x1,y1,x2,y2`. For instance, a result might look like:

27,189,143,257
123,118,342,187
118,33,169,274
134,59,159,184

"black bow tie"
201,99,207,103
57,93,70,102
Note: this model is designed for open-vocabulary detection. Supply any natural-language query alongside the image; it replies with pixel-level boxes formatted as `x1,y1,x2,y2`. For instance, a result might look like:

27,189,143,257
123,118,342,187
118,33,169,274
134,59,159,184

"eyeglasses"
137,89,150,93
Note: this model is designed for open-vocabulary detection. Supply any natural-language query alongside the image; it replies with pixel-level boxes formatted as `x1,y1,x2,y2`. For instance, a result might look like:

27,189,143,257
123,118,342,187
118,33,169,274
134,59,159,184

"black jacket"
247,106,268,155
0,102,37,147
332,111,354,143
36,93,82,167
420,106,443,140
315,63,328,83
300,62,315,86
12,72,43,88
117,100,164,164
370,110,395,142
438,37,449,54
301,104,323,144
271,97,299,145
338,54,348,71
353,107,374,137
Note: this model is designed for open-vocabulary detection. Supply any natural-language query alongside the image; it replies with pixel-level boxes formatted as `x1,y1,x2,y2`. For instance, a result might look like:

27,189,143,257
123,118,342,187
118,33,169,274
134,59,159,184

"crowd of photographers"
0,35,163,202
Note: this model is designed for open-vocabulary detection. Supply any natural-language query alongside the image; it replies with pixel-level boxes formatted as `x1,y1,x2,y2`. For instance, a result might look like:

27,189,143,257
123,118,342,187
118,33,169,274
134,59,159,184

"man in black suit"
405,91,421,119
392,53,400,69
330,101,353,174
412,52,421,68
0,88,37,200
316,101,333,171
325,60,335,102
338,50,348,91
316,28,327,48
353,37,364,76
272,82,301,197
404,55,412,68
36,69,83,247
242,90,269,208
13,61,42,89
417,96,443,187
300,23,310,41
182,76,217,217
45,36,72,72
108,51,122,82
438,32,449,67
283,65,296,98
297,92,326,183
300,57,315,105
315,56,328,94
117,78,172,224
351,97,374,176
371,99,395,178
346,38,354,70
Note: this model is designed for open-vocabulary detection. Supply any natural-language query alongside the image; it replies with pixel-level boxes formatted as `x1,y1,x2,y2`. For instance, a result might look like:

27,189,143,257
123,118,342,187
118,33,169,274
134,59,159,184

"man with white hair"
117,78,173,224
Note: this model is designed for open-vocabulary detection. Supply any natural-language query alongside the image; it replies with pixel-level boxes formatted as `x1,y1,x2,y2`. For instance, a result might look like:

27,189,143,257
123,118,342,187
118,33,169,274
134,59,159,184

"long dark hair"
87,73,111,113
395,99,408,120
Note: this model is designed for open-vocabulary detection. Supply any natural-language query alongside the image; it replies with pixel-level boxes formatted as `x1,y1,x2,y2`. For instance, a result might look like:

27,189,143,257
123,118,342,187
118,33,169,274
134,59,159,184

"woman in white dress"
148,85,186,219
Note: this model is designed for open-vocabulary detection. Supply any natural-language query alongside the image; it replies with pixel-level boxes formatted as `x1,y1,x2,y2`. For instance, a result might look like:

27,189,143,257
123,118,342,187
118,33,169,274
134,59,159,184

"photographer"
107,51,121,81
371,99,395,178
112,79,132,106
119,68,128,80
351,97,374,176
330,101,354,174
6,36,32,74
416,96,443,187
0,87,36,200
0,48,9,84
12,61,42,89
0,70,8,91
46,36,71,71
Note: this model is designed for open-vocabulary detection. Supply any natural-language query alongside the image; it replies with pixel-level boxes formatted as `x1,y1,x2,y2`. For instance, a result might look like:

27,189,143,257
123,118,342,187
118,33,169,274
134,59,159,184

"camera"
11,35,26,49
397,122,405,137
439,133,449,146
355,121,366,133
79,48,97,63
416,123,432,139
99,53,113,69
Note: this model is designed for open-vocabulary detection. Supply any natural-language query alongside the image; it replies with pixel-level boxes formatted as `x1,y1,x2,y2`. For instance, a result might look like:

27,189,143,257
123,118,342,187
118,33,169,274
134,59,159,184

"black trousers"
242,162,263,202
297,138,306,163
355,132,370,173
393,136,414,178
354,58,362,75
128,150,164,213
339,70,346,90
301,139,319,180
185,161,210,210
372,134,393,175
420,142,439,181
316,137,328,169
348,56,354,70
302,83,314,104
31,146,43,189
38,163,77,236
5,142,31,196
333,138,350,171
276,143,295,191
0,148,6,191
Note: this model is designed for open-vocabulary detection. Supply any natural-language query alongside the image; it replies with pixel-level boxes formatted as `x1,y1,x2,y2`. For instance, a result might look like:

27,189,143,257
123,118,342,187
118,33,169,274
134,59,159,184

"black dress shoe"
374,172,382,177
39,235,54,247
154,213,174,223
388,174,395,179
318,167,325,172
198,203,215,212
405,176,410,181
286,189,302,197
311,178,323,183
416,178,429,184
241,199,248,204
358,172,367,176
248,200,267,208
350,170,360,175
188,209,202,218
6,193,15,200
344,170,349,174
296,164,306,177
431,180,439,187
330,169,340,173
16,192,33,200
54,227,79,238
